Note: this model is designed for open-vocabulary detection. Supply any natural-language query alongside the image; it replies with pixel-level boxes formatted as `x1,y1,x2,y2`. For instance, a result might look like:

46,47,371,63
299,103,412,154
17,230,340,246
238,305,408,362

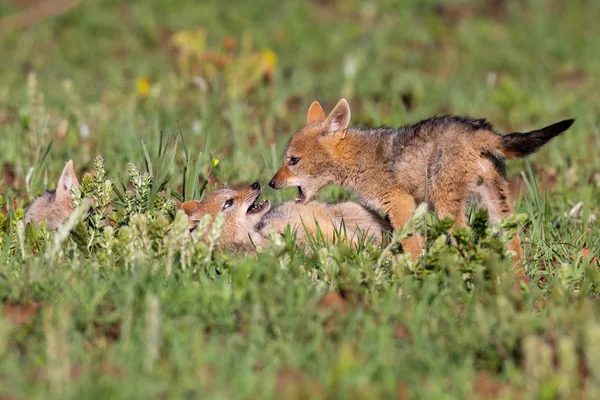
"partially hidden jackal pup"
180,182,391,251
24,160,80,230
269,99,574,265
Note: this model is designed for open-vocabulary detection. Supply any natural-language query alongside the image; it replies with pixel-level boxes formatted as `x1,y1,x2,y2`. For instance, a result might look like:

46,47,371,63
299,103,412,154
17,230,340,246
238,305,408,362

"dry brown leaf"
318,291,347,315
3,301,41,325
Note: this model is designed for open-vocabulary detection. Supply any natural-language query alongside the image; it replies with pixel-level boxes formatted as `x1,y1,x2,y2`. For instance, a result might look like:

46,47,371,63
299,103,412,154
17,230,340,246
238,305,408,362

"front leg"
383,190,423,258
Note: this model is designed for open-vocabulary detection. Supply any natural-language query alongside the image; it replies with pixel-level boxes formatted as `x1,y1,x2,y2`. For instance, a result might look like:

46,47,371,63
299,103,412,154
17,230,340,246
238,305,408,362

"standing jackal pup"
269,99,574,264
24,160,80,230
180,182,391,251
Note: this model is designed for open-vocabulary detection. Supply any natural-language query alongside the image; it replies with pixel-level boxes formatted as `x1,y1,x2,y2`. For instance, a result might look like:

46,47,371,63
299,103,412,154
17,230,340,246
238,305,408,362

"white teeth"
247,198,267,213
296,187,305,202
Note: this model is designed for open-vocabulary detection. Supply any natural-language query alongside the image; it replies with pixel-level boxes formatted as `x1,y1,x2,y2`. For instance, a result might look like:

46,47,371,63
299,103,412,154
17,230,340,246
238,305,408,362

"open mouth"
295,187,306,203
247,196,269,214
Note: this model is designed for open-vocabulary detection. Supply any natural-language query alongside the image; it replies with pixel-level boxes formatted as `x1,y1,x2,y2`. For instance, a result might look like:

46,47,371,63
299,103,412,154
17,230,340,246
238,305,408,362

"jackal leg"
383,190,423,258
429,173,472,256
428,151,471,228
430,182,469,227
479,174,525,277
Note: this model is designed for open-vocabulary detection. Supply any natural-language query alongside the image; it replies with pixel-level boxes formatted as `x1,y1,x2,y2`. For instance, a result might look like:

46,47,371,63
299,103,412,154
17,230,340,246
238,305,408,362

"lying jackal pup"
24,160,80,230
180,182,391,251
269,99,574,262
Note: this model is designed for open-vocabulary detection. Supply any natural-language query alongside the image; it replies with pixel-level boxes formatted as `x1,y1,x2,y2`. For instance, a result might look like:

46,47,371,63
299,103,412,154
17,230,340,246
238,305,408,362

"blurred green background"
1,0,598,206
1,1,599,398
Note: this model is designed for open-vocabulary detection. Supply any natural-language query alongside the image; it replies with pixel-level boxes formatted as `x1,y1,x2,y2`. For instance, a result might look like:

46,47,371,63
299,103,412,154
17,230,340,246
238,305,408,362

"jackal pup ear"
56,160,79,199
306,101,326,124
325,98,351,135
181,200,201,216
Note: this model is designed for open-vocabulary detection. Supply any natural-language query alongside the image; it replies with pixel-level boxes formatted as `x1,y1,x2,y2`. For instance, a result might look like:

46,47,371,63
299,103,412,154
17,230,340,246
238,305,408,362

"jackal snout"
269,168,290,189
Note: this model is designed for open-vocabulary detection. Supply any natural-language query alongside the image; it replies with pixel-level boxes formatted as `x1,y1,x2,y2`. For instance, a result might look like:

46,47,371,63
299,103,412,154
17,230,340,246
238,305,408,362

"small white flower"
343,55,358,80
486,71,497,89
192,76,208,92
79,122,90,140
569,201,584,217
192,119,202,134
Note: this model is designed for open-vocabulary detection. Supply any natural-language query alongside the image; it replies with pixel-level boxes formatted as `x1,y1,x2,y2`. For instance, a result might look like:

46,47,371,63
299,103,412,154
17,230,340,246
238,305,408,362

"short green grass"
1,0,599,398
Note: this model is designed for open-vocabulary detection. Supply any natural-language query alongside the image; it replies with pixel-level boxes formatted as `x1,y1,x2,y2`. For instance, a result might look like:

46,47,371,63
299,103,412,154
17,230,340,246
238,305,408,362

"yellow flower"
261,48,277,69
136,78,151,97
212,158,219,168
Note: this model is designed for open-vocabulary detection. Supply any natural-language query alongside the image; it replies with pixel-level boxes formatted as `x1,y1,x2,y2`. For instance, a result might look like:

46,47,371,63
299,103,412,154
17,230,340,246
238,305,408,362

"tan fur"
269,99,570,274
257,200,391,246
23,160,80,230
181,183,391,251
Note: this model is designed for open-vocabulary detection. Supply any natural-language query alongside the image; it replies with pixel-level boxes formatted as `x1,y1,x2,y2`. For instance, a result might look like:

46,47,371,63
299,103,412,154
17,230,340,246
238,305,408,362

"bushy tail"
498,119,575,159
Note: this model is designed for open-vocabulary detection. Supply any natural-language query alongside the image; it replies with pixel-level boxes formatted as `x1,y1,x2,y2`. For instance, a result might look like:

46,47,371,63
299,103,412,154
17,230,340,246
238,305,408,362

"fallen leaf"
275,368,324,399
222,37,237,52
582,248,591,258
318,291,346,315
472,373,504,398
570,247,598,264
2,163,16,187
3,301,40,325
56,119,69,139
581,248,598,264
396,383,410,400
393,325,412,342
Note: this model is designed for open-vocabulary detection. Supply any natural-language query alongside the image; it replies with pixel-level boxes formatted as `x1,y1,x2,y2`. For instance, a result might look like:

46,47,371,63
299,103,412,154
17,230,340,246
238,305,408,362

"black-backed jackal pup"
24,160,79,230
180,182,391,252
269,99,574,274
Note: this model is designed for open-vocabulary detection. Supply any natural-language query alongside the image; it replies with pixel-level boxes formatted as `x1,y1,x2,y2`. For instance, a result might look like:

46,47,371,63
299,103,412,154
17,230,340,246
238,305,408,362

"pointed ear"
56,160,79,198
306,101,326,124
324,98,351,135
181,200,200,216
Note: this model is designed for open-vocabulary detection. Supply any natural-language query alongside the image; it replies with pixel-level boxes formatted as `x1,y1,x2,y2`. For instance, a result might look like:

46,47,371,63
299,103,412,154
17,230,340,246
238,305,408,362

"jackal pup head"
24,160,80,230
269,99,351,203
180,182,270,249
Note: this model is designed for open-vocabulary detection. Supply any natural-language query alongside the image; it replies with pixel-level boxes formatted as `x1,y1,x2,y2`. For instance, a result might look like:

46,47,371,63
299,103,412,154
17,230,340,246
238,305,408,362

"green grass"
1,0,600,398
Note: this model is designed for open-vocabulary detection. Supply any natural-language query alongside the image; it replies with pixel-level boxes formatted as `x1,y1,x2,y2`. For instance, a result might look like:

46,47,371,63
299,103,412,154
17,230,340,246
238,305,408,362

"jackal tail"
497,119,574,159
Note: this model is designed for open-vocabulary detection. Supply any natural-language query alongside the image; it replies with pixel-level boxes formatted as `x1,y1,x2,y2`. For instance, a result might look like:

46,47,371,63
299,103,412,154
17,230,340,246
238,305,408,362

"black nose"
251,182,260,190
268,180,276,189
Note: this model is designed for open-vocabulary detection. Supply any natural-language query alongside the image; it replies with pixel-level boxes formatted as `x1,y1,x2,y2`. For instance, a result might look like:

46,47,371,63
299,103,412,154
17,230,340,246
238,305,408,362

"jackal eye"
223,199,234,210
289,157,300,166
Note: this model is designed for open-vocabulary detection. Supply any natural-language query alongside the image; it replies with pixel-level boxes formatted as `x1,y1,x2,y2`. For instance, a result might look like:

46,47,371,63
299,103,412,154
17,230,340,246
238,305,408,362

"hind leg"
429,172,470,228
430,185,470,253
428,146,478,228
428,171,473,259
478,173,525,277
431,195,468,227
